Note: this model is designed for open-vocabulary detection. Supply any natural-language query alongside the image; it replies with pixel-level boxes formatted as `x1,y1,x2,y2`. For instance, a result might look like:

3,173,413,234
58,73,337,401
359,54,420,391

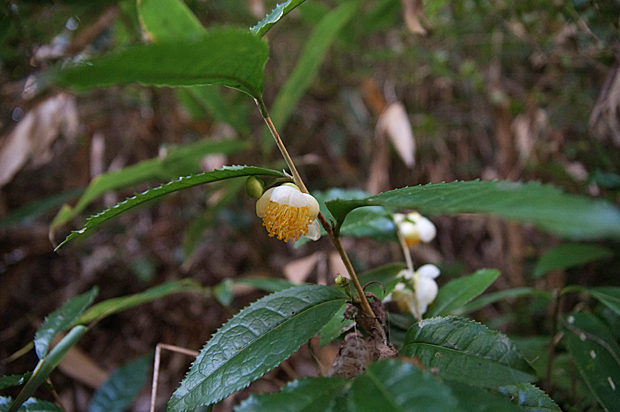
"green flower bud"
245,176,265,199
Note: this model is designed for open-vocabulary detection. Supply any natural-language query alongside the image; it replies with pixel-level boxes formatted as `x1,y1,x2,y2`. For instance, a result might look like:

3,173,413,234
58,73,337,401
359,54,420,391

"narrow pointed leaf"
400,317,536,388
587,287,620,317
50,139,248,234
325,180,620,240
9,326,88,412
235,377,349,412
168,285,348,411
34,287,98,359
0,397,62,412
138,0,206,41
267,1,358,142
456,288,552,315
53,28,268,99
563,312,620,412
76,279,203,325
427,269,500,317
251,0,308,38
498,384,562,412
54,166,285,250
350,359,458,412
88,355,152,412
533,243,612,278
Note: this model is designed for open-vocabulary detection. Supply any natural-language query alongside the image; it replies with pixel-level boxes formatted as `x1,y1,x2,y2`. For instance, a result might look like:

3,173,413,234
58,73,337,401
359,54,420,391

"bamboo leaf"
456,288,551,315
235,377,350,412
250,0,308,38
54,166,285,250
533,243,612,278
587,287,620,317
400,316,536,388
168,285,348,411
88,355,152,412
325,180,620,240
563,311,620,412
76,279,204,325
52,28,268,99
138,0,206,41
427,269,500,317
34,287,98,359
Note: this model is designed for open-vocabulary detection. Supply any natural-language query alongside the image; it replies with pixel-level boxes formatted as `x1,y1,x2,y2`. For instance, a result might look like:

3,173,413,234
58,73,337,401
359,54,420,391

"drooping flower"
256,184,321,242
393,212,436,246
385,264,440,319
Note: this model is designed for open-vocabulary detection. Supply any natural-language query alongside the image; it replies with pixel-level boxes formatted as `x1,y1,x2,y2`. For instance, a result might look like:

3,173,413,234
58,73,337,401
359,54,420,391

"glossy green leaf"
8,326,88,412
319,303,353,346
50,139,248,235
34,287,98,359
563,311,620,412
456,288,551,315
88,355,152,412
400,317,536,388
0,374,31,391
533,243,612,277
446,382,521,412
350,359,458,412
325,180,620,240
267,1,358,142
235,377,350,412
0,397,62,412
53,28,268,99
427,269,500,317
498,383,562,412
168,285,348,411
76,279,203,325
54,166,285,250
138,0,206,41
587,287,620,317
250,0,308,38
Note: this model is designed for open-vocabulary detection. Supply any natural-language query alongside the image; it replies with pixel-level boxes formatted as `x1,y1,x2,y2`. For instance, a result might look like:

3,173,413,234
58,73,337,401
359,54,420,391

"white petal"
397,269,414,280
393,213,406,224
305,219,321,241
406,211,422,223
256,187,275,217
269,185,307,207
399,221,419,239
417,216,436,242
415,277,438,309
303,193,320,219
416,264,440,279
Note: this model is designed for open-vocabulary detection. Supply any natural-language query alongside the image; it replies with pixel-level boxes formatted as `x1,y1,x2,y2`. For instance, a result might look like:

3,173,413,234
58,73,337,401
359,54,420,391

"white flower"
394,212,436,246
256,184,320,242
385,264,440,318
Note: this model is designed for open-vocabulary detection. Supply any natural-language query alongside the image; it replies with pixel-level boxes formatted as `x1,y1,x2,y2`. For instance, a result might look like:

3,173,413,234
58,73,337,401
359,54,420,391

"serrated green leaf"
446,382,521,412
350,359,458,412
456,288,552,315
0,397,62,412
400,316,536,388
76,279,204,325
53,28,268,99
0,374,31,392
138,0,206,41
54,166,285,250
427,269,500,317
533,243,612,277
250,0,308,38
168,285,348,411
8,326,88,412
325,180,620,240
498,383,562,412
319,303,353,346
234,377,350,412
563,311,620,412
88,355,152,412
267,1,358,146
587,287,620,317
50,139,247,235
34,287,98,359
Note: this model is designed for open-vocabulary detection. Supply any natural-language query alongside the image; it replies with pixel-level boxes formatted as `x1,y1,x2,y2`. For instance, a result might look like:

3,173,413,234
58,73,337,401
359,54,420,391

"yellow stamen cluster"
262,202,311,242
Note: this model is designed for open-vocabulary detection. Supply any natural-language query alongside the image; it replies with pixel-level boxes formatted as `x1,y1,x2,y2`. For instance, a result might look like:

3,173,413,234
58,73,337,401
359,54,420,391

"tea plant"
2,1,620,411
